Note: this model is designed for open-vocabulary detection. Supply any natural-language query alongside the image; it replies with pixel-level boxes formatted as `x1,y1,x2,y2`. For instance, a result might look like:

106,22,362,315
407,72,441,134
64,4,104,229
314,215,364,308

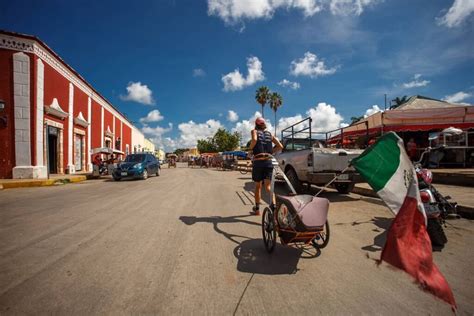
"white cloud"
120,82,155,105
364,105,382,118
402,74,430,89
232,111,274,143
443,91,472,103
437,0,474,27
329,0,379,15
141,123,173,137
222,56,265,91
141,123,174,151
207,0,322,24
227,110,239,122
307,102,345,132
193,68,206,77
290,52,338,78
278,79,301,90
139,109,164,124
178,119,223,147
207,0,378,25
232,102,346,143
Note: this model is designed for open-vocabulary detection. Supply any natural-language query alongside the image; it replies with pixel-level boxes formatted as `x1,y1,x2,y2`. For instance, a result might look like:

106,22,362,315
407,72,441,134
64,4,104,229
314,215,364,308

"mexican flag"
351,132,456,309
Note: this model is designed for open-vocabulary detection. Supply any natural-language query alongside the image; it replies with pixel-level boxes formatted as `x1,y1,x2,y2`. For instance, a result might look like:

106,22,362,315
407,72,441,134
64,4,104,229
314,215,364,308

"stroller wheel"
262,207,276,253
312,220,330,249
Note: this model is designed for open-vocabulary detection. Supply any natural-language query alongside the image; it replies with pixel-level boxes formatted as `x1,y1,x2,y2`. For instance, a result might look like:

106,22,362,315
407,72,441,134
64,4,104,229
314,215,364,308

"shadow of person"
361,216,392,252
234,239,302,275
179,215,259,245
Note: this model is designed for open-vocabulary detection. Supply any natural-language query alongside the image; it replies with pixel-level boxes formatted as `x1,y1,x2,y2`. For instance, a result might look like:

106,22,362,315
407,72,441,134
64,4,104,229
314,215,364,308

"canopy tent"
339,96,474,139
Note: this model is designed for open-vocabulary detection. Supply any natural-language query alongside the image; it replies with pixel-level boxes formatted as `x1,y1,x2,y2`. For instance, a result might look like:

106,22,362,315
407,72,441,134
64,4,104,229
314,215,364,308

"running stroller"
262,158,330,253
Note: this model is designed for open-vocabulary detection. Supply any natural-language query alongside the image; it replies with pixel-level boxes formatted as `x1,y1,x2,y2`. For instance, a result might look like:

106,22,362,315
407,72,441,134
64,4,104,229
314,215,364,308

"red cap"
255,117,266,126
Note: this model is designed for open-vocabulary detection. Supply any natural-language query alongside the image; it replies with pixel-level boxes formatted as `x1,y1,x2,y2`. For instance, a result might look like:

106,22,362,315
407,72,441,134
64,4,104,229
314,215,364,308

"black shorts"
252,166,273,182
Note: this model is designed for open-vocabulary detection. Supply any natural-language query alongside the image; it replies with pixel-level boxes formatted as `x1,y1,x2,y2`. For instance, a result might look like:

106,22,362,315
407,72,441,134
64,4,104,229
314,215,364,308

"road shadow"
179,214,317,275
179,215,259,245
360,216,392,252
234,239,302,275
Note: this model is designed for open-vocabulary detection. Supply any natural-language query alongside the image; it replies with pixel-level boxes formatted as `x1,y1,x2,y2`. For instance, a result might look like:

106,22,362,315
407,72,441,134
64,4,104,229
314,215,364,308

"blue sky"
2,0,473,150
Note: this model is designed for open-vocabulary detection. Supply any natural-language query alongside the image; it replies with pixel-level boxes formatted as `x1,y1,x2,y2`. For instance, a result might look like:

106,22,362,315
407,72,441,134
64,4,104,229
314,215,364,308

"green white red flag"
351,132,456,309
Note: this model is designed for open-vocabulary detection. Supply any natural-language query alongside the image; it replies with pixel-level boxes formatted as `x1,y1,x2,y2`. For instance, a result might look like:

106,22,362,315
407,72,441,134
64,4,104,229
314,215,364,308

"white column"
66,83,75,173
35,59,47,178
87,96,92,172
120,121,123,151
112,115,116,148
101,106,104,148
12,52,38,179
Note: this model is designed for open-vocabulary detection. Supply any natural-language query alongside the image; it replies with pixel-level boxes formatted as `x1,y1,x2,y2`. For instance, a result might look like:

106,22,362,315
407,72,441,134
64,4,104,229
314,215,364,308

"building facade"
0,31,147,179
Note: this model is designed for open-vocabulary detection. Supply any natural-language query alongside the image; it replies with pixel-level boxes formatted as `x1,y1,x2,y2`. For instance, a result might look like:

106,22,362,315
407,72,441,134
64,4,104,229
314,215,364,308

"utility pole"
384,94,387,111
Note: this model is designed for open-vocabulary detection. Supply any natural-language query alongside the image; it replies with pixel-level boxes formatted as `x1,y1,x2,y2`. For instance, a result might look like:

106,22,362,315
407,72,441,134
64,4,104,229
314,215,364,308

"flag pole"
314,165,351,197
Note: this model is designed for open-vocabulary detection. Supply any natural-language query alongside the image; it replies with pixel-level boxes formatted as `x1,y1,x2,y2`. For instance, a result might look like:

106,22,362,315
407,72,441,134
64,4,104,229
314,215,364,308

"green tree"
213,128,241,152
197,138,217,153
350,116,364,124
174,148,188,156
255,86,270,118
269,92,283,135
390,95,409,110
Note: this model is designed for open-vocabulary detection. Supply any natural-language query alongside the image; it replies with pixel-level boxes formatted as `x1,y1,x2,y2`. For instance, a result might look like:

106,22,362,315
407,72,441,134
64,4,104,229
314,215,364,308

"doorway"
48,126,58,174
74,134,83,171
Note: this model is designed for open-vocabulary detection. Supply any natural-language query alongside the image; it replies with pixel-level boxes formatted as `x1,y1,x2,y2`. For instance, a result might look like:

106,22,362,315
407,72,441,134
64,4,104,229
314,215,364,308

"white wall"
131,126,146,153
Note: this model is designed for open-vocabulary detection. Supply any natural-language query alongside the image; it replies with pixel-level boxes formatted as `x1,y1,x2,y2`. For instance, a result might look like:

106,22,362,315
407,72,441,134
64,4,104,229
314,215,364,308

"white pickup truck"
276,137,363,194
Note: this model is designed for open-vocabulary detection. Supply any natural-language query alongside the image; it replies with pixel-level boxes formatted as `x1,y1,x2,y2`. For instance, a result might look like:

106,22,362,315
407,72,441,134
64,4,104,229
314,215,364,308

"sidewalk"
353,183,474,217
0,173,89,190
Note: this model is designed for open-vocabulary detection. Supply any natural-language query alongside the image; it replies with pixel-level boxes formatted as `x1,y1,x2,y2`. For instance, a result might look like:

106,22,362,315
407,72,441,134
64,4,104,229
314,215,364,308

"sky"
1,0,473,151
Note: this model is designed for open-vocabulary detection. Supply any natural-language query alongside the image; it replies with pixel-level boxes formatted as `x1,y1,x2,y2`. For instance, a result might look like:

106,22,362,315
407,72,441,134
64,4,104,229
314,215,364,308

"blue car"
113,153,160,181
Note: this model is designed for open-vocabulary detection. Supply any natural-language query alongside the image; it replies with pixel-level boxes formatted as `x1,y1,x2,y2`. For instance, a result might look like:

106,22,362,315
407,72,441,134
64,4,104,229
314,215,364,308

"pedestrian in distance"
249,117,283,215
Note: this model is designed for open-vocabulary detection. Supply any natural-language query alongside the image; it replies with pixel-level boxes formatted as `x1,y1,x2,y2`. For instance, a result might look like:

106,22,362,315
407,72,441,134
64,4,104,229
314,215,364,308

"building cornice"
0,31,133,129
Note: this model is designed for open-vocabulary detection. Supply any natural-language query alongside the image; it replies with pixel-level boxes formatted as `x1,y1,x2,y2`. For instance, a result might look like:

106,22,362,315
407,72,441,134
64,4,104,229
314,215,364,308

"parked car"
112,153,160,181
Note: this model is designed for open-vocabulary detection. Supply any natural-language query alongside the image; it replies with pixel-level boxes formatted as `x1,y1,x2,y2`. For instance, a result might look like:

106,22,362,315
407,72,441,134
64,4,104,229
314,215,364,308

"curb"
352,185,474,218
0,175,87,190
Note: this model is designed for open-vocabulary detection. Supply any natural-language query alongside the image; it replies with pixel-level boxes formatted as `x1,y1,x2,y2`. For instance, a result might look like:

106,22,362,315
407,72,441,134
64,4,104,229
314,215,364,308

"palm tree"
390,95,409,110
269,92,283,135
255,86,270,118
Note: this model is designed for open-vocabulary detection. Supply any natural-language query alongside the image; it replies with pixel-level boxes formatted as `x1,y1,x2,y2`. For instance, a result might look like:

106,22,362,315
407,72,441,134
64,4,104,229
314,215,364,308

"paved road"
0,163,473,315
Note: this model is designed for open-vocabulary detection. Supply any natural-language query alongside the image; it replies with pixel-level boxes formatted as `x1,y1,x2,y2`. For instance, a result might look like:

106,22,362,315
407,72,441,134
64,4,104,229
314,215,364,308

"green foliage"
390,95,409,109
213,128,241,152
196,128,241,153
350,116,364,124
174,148,188,156
197,139,217,153
255,86,270,118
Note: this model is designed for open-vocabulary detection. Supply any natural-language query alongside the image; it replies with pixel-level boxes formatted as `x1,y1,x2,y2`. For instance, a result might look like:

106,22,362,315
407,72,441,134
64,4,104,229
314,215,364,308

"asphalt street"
0,163,473,315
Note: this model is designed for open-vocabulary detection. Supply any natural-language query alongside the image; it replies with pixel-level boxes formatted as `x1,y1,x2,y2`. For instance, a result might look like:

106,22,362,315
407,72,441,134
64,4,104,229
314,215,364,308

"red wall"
73,87,88,166
122,124,132,154
44,62,70,169
91,100,101,148
0,50,15,178
103,109,113,139
115,116,121,149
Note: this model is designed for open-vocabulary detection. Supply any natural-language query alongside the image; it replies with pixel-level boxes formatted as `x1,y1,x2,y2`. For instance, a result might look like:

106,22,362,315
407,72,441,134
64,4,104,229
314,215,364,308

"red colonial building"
0,30,135,179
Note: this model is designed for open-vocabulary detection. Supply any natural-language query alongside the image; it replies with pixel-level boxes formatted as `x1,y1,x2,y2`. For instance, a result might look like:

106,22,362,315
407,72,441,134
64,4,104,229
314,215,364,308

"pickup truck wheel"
285,168,303,194
335,183,354,194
